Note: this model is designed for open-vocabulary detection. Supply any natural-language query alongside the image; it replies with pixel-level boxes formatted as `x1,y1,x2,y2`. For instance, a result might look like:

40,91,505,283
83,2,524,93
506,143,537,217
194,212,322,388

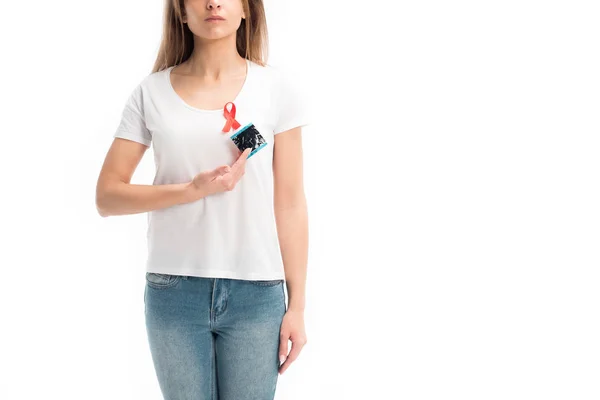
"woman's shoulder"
251,58,287,73
125,66,170,97
143,66,170,87
249,60,291,90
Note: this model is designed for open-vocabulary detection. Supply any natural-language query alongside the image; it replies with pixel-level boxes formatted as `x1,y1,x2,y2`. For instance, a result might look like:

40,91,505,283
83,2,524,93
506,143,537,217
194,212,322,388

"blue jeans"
144,272,286,400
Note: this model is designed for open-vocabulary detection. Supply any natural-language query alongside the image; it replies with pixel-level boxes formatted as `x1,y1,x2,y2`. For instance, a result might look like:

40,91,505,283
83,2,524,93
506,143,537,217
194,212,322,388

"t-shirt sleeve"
113,83,152,146
273,69,311,135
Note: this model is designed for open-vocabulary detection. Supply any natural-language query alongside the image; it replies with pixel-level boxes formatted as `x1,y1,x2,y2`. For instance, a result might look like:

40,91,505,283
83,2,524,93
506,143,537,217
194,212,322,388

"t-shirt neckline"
165,58,252,113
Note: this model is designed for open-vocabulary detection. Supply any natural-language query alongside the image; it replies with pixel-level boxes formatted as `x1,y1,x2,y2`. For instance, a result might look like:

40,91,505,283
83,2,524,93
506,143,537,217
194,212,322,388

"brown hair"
150,0,268,74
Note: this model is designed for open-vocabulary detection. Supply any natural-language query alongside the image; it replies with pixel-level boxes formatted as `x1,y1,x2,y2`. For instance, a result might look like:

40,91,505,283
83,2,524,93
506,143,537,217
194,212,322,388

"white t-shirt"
112,59,310,280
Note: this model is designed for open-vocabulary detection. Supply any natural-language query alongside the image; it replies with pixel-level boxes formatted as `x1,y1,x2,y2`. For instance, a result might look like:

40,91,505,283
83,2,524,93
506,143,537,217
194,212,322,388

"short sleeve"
273,69,311,135
113,84,152,146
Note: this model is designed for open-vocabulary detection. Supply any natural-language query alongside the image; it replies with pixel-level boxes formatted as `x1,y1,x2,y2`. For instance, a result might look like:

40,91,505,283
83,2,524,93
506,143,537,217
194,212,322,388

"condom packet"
229,122,267,159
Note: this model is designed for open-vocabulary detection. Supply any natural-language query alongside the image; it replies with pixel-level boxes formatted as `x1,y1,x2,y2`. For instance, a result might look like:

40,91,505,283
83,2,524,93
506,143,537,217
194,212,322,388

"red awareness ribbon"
221,102,241,133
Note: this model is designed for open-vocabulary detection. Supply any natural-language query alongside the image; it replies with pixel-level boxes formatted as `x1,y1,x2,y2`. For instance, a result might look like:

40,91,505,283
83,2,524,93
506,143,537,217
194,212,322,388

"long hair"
151,0,268,74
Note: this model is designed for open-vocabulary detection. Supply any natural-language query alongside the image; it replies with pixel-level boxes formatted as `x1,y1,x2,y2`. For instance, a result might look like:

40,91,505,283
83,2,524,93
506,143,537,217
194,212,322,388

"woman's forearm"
275,204,309,311
96,181,201,217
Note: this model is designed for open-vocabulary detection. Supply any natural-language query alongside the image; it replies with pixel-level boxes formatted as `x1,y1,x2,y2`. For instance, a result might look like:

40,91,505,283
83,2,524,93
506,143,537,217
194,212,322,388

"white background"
1,0,599,399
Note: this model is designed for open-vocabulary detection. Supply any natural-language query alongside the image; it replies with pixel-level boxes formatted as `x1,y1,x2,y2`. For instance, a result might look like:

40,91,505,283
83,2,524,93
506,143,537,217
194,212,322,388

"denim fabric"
144,272,286,400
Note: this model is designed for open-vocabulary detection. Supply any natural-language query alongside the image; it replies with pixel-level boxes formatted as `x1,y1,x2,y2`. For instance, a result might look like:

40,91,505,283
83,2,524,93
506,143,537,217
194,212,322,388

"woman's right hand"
189,148,252,199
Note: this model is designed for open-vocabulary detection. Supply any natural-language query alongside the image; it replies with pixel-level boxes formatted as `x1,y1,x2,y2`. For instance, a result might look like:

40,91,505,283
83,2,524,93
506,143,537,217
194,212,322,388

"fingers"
212,149,252,192
278,335,306,375
230,148,251,179
211,165,230,181
279,332,289,369
233,148,252,168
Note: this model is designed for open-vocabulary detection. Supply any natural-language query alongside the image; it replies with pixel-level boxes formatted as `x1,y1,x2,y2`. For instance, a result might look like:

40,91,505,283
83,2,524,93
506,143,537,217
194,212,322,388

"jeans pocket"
146,272,182,289
248,279,284,287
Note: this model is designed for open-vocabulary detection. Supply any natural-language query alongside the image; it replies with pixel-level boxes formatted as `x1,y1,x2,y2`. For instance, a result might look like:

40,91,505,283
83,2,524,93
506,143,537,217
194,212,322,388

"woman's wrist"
285,279,306,312
287,299,305,312
185,181,206,202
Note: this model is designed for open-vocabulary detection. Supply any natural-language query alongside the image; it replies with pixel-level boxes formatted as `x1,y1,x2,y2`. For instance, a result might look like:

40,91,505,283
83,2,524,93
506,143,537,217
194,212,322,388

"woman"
95,0,309,398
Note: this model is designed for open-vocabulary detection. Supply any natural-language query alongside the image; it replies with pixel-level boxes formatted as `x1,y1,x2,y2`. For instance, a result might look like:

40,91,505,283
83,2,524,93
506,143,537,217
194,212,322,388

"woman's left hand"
278,308,307,375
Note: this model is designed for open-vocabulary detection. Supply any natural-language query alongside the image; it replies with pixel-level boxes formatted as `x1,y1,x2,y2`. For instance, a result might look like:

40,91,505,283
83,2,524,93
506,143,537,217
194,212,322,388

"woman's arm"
273,127,308,311
96,138,199,217
273,126,309,374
